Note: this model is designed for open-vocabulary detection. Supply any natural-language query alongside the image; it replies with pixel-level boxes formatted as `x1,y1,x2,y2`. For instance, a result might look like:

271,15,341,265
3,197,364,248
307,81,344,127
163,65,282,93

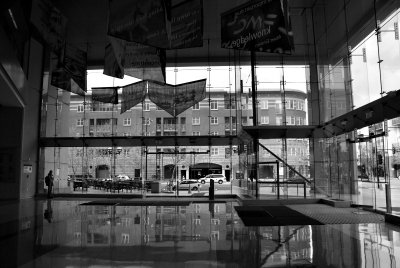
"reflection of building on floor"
45,202,314,266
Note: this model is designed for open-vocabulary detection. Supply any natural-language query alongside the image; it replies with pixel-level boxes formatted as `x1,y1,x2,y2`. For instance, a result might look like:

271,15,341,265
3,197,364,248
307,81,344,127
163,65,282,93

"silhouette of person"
46,170,54,199
44,199,53,223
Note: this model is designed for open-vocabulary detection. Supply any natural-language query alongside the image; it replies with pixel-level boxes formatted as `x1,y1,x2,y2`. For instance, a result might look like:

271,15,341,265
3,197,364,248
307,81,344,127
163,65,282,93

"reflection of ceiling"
0,65,25,108
53,0,317,67
52,0,399,69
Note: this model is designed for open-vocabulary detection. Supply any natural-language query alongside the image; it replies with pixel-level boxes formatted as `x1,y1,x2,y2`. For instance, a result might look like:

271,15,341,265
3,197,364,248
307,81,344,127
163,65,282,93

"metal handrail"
257,141,328,196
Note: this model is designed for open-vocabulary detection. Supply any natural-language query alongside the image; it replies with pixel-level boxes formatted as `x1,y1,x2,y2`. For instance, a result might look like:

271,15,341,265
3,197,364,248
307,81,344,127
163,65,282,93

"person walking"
45,170,54,198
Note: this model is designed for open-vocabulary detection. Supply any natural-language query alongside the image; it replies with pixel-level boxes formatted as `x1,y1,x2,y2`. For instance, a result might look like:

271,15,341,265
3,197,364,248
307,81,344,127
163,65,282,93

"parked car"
199,174,227,184
172,179,201,191
258,177,276,183
116,175,131,181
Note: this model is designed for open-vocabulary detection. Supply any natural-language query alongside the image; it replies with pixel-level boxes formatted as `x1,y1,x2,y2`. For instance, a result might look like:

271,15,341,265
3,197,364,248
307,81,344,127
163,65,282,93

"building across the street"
67,89,309,182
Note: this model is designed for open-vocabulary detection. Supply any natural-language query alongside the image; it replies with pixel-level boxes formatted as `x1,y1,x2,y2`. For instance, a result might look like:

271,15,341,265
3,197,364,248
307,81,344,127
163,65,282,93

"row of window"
76,98,305,114
76,99,237,113
75,147,224,156
78,116,305,127
78,116,238,127
259,99,305,111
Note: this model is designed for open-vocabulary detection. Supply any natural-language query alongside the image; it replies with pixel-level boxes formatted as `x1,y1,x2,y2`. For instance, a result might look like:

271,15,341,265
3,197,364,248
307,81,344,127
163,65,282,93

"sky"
87,65,308,94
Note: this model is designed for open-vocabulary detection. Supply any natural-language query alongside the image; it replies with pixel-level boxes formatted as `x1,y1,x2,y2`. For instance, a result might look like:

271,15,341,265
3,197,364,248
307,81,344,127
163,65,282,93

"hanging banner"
108,0,170,49
221,0,293,54
120,80,147,114
51,44,87,96
148,80,175,116
92,87,119,104
103,36,125,79
30,0,67,52
170,0,203,49
124,42,166,82
148,79,207,117
108,0,204,49
104,36,166,83
63,44,87,91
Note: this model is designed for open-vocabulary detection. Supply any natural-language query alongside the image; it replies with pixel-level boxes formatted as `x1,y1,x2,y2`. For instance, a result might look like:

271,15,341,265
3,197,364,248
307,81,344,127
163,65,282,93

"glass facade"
35,1,400,215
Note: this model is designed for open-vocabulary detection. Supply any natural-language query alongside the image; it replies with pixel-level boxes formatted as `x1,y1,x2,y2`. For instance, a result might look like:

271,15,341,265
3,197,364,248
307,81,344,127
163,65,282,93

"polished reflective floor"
1,198,400,268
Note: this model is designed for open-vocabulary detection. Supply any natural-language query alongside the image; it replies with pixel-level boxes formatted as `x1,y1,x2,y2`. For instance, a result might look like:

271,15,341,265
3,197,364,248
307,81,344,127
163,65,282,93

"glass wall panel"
378,12,400,94
351,34,381,109
40,145,241,197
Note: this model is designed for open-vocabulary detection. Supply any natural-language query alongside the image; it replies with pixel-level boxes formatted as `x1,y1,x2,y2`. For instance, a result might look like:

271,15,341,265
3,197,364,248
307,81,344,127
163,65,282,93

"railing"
257,141,328,196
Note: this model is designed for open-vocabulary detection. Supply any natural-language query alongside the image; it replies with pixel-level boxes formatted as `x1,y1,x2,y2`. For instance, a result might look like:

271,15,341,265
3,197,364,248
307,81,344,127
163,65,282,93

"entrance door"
224,170,230,182
181,170,186,180
356,131,389,210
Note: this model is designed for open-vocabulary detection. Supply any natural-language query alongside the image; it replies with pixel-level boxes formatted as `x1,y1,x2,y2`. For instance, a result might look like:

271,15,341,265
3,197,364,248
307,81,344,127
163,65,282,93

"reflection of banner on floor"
108,0,203,49
120,81,147,114
221,0,293,54
30,0,67,52
170,0,203,49
92,87,119,104
104,36,166,83
108,0,169,49
148,79,207,117
50,44,87,96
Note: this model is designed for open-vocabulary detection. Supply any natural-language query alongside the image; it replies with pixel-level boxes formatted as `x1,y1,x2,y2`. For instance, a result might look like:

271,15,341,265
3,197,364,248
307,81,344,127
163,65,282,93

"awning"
191,163,221,169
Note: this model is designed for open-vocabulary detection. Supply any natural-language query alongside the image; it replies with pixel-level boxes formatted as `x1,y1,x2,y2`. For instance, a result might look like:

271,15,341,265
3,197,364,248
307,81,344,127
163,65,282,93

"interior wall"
0,107,23,199
20,38,44,199
0,18,46,199
0,22,25,200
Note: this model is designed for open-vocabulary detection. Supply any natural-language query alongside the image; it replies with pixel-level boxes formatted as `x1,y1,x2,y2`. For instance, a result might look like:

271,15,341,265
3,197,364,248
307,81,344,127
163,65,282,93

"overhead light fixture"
365,109,374,119
7,9,18,30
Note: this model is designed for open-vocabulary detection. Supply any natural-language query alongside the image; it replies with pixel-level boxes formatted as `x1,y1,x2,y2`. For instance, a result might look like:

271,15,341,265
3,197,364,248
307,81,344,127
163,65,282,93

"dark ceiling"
53,0,317,68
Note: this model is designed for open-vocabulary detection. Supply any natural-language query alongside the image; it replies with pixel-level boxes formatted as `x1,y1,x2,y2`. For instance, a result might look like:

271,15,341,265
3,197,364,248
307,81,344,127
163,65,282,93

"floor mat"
235,206,324,226
290,204,385,224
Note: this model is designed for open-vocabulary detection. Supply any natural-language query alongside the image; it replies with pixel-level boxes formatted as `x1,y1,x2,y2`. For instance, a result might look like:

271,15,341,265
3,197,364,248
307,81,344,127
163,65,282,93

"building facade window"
260,116,269,125
298,100,304,110
290,116,296,125
288,100,295,109
211,148,219,155
192,131,200,136
193,103,200,110
77,119,84,126
210,116,218,124
123,118,131,126
260,100,268,109
144,103,150,111
210,131,218,135
77,104,84,113
296,117,303,125
276,116,282,125
210,100,218,110
192,117,200,125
